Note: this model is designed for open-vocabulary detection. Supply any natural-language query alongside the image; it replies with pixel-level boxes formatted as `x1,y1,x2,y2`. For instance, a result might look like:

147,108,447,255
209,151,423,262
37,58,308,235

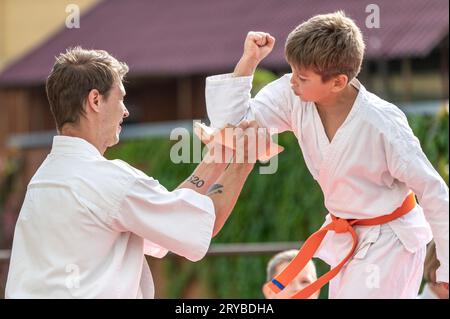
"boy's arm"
206,32,293,133
385,114,449,285
233,32,276,77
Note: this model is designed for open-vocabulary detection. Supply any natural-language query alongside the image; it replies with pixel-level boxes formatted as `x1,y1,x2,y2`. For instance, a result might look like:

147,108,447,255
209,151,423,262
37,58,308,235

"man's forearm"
176,147,232,194
207,162,254,237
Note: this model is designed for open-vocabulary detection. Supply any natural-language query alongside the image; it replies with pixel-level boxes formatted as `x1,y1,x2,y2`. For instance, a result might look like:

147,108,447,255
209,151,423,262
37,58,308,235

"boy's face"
289,64,335,103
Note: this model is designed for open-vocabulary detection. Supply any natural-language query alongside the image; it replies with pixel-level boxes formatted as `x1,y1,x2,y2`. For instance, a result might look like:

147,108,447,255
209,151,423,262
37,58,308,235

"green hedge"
106,106,448,299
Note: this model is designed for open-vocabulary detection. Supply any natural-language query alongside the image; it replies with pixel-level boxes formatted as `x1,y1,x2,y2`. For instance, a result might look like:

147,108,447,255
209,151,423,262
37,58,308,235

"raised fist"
242,31,276,64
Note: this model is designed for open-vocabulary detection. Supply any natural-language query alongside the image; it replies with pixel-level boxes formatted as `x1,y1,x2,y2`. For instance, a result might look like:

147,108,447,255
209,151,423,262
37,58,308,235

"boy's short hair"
285,11,365,82
46,47,129,131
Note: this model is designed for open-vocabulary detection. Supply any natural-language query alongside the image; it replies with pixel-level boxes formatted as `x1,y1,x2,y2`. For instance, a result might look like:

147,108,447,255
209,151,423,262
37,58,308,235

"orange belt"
266,192,417,299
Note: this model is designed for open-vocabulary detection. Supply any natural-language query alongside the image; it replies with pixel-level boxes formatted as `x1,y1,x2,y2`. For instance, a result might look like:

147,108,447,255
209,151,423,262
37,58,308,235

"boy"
205,11,449,298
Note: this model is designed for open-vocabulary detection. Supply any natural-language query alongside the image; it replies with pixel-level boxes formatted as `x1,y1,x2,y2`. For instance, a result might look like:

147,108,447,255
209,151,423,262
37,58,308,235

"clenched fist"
243,32,276,64
234,32,276,77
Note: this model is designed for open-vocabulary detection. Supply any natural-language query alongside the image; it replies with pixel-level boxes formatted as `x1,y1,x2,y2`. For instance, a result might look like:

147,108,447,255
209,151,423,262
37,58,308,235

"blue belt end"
271,279,285,290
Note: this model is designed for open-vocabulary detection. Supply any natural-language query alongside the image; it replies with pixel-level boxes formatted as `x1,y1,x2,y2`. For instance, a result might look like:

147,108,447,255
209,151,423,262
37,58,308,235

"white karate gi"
206,73,449,298
5,136,215,298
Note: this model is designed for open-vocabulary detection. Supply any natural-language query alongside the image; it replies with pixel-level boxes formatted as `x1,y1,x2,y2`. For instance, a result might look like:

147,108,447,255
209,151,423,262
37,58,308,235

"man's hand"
185,121,277,237
178,122,258,195
231,120,270,163
198,120,282,164
234,32,276,77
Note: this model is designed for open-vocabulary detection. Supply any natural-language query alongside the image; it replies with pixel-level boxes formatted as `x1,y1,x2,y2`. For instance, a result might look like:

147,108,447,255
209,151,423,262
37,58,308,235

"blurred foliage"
407,104,449,184
251,69,279,96
105,70,448,299
0,153,21,206
0,150,24,248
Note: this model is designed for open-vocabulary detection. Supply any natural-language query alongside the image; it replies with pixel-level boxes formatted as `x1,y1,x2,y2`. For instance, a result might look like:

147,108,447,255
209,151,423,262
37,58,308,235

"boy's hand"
243,32,275,63
234,32,275,77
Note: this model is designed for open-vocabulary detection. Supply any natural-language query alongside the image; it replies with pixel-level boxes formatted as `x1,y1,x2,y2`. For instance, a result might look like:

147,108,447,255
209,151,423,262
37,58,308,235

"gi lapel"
317,80,366,193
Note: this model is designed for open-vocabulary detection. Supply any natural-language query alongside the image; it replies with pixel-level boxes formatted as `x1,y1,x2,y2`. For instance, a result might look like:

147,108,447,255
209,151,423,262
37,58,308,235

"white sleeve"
113,177,215,262
205,73,294,133
384,111,449,283
143,240,169,258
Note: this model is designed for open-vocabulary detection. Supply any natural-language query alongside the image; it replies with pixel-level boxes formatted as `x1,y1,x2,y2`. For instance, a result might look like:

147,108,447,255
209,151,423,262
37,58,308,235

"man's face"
289,64,335,103
100,81,129,147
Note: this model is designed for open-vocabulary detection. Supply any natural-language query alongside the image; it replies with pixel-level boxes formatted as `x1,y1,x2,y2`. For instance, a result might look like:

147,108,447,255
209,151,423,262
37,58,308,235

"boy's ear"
331,74,349,92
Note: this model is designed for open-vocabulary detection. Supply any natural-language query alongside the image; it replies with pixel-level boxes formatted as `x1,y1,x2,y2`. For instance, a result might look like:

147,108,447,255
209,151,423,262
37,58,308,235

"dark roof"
0,0,448,86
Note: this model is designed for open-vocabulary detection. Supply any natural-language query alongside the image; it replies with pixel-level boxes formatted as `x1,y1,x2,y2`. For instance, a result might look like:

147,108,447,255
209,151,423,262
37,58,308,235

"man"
5,47,258,298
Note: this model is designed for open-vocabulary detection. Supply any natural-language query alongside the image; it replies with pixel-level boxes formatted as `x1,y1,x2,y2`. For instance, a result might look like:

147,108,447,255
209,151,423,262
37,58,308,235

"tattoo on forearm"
207,183,223,196
225,156,234,170
187,175,205,188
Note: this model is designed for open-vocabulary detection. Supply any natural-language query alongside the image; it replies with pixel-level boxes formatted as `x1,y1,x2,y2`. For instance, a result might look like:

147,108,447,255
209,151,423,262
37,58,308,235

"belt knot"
332,218,350,233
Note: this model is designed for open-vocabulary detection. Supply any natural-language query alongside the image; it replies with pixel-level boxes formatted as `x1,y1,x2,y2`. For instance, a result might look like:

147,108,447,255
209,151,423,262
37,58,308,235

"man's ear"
86,89,101,113
331,74,348,93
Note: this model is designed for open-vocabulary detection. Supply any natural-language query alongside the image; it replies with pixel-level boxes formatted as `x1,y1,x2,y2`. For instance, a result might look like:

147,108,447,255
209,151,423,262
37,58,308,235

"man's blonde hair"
285,11,365,82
